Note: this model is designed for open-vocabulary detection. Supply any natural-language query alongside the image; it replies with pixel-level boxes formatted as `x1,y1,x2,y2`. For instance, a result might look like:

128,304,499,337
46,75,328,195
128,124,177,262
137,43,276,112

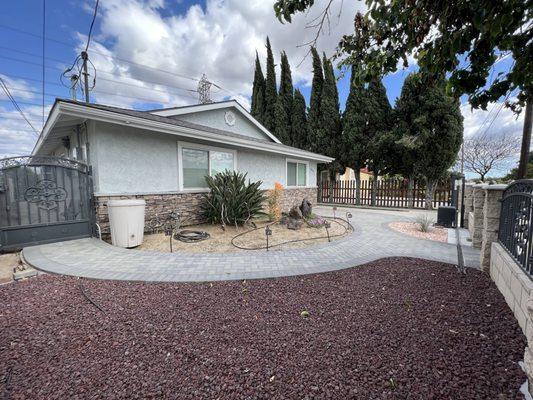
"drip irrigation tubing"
231,216,353,251
174,230,210,243
78,279,107,315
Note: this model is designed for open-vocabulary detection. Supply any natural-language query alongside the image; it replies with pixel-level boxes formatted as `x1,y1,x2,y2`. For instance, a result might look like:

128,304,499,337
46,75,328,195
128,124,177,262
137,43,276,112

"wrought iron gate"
0,156,94,251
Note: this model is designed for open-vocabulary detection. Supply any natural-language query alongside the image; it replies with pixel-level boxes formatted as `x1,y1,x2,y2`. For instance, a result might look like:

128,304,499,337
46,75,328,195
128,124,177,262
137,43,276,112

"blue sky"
0,0,524,177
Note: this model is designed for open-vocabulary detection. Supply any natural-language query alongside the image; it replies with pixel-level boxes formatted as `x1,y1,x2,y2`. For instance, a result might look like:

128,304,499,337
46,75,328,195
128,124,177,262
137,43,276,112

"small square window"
287,161,307,187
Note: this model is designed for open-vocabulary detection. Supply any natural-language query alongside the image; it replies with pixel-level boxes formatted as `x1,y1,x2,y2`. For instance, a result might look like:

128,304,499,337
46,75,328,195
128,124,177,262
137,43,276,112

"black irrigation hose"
231,216,353,251
78,280,107,315
174,230,210,243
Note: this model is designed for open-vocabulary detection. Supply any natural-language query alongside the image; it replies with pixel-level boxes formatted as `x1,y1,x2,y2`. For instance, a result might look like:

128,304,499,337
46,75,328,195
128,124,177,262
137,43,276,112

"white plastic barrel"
107,199,146,248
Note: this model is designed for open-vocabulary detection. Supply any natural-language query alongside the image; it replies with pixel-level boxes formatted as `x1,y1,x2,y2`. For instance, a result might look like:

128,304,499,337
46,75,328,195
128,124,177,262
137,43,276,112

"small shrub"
201,171,265,226
266,182,284,221
415,215,433,232
307,217,327,228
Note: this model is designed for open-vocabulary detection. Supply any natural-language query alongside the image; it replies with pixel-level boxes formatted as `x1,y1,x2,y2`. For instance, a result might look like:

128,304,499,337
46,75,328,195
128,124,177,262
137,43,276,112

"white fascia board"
31,103,61,155
150,100,283,144
49,102,334,163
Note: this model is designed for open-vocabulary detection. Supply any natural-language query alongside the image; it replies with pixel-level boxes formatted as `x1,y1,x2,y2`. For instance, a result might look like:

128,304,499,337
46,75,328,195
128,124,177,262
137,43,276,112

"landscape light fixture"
324,221,331,242
265,225,272,251
332,206,337,219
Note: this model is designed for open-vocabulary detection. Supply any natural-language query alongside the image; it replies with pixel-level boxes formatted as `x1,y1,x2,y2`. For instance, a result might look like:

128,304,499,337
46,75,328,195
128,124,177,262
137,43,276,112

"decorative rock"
289,205,303,220
300,198,313,218
286,219,303,230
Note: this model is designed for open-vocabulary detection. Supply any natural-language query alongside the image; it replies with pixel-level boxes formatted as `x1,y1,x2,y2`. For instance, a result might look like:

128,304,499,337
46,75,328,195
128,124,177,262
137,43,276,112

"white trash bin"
107,199,146,248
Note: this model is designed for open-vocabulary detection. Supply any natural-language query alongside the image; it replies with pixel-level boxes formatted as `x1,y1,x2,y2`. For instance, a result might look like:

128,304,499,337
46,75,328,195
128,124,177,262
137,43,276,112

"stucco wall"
172,109,271,141
90,121,318,195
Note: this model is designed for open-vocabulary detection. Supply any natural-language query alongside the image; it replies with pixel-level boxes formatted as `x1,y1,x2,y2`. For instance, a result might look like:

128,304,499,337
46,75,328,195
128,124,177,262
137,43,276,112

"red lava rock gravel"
0,258,526,399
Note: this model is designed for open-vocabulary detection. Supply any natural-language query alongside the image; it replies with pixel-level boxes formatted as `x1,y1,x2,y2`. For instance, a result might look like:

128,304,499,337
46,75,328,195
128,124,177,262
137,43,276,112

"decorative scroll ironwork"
498,180,533,278
0,155,88,173
24,180,67,210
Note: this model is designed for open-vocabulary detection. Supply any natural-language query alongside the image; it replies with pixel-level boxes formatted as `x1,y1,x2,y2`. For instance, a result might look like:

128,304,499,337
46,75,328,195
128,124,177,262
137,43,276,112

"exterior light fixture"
265,225,272,251
332,206,337,219
324,221,331,242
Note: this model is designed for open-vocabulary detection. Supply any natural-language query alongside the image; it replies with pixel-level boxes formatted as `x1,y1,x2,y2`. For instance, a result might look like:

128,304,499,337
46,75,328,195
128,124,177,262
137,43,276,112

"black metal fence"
498,180,533,277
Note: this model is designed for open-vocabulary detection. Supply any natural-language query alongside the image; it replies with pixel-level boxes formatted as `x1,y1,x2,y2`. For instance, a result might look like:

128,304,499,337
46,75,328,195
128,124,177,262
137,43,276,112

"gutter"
33,101,334,163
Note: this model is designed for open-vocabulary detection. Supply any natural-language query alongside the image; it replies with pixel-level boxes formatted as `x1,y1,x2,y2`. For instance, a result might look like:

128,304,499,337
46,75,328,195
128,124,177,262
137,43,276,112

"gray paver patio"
22,206,480,282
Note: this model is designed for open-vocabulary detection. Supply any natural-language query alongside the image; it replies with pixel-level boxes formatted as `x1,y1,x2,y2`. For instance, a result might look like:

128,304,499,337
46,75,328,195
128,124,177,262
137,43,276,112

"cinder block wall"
470,184,485,248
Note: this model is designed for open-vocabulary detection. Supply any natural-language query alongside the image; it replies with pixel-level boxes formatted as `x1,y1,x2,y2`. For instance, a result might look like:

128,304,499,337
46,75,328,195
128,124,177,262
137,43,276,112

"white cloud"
79,0,365,109
460,100,524,139
0,105,47,157
0,74,37,101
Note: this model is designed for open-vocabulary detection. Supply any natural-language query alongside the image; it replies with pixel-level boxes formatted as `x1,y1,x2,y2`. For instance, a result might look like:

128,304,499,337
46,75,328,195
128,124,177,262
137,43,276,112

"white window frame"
286,158,309,188
177,141,237,191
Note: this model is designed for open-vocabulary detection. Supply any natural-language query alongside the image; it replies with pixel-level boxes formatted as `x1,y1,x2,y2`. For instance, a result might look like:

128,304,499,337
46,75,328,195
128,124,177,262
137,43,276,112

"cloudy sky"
0,0,525,176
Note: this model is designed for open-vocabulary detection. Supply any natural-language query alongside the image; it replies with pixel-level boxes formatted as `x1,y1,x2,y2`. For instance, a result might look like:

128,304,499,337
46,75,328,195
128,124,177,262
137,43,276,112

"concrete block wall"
470,184,485,248
480,185,507,271
490,242,533,390
463,184,474,229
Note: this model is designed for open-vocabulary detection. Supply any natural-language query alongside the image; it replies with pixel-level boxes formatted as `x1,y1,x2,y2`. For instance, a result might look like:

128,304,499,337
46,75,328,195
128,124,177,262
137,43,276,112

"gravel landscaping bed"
389,221,448,243
0,258,526,399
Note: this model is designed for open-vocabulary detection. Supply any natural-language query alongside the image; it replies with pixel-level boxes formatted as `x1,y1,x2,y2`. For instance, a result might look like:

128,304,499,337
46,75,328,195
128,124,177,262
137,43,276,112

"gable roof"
32,99,334,163
148,100,282,144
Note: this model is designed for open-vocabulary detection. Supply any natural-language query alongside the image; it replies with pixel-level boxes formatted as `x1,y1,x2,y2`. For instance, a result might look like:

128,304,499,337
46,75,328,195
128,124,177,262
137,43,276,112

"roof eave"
39,101,333,163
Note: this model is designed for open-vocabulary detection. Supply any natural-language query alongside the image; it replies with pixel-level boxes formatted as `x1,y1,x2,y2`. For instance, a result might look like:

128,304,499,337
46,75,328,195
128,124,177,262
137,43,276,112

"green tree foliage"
274,0,532,112
263,37,278,133
274,51,294,144
250,52,266,124
320,53,343,177
307,47,324,153
504,152,533,180
340,65,369,203
290,89,308,148
396,73,464,209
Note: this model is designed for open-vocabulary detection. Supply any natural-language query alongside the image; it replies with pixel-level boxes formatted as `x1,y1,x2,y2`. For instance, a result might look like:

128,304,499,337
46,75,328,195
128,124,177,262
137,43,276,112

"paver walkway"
22,206,480,282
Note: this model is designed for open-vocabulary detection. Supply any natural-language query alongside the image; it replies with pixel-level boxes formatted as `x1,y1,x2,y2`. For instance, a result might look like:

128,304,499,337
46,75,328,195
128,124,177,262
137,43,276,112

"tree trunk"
407,176,414,209
355,169,361,206
425,178,436,210
371,171,378,206
518,97,532,179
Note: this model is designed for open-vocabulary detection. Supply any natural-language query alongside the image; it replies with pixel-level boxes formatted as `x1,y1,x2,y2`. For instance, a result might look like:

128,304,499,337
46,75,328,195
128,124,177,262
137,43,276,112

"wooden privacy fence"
318,179,452,209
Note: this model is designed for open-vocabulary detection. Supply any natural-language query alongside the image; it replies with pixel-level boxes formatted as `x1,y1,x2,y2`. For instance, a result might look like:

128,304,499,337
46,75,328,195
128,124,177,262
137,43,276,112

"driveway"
22,205,479,282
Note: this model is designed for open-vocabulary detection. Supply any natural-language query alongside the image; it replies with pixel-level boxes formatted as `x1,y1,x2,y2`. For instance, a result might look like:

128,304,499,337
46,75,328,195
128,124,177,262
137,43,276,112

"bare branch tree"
463,132,521,181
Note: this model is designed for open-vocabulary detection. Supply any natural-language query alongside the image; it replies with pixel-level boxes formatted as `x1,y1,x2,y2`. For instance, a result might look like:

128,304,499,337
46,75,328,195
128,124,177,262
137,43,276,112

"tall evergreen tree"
320,53,343,178
263,37,278,132
307,47,323,153
396,73,463,209
291,89,307,148
250,52,266,124
340,65,369,204
274,51,294,144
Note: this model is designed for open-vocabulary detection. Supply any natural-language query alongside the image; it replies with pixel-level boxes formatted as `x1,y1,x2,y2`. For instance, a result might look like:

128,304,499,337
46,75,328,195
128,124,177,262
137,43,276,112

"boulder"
300,198,312,218
286,218,303,230
289,205,303,220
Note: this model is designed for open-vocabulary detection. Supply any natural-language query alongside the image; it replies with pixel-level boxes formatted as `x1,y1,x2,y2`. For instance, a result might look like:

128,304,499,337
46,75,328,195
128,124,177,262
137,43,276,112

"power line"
0,77,40,136
42,0,46,126
85,0,99,52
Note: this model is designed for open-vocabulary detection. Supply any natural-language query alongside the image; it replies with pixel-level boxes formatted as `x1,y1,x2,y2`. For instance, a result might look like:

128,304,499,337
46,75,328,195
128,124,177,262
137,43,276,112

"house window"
287,160,307,187
180,143,235,189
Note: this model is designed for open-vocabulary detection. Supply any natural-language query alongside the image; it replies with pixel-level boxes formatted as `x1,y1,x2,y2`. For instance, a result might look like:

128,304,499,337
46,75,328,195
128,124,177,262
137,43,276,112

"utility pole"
518,97,532,179
81,51,90,103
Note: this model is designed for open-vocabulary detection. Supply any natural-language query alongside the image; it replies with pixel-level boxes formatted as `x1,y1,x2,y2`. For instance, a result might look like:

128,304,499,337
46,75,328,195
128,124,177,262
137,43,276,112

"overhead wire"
0,77,40,136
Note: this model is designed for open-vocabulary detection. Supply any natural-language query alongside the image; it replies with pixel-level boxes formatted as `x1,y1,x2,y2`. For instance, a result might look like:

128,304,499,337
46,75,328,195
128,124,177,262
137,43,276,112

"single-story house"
337,167,379,182
32,99,333,232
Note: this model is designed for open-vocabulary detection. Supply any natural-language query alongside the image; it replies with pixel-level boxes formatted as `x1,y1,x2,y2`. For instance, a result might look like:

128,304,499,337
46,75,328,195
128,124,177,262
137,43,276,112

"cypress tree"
365,79,393,205
396,73,463,209
250,52,266,124
263,37,277,133
320,53,343,178
307,47,323,153
274,51,294,144
291,89,307,148
340,65,368,204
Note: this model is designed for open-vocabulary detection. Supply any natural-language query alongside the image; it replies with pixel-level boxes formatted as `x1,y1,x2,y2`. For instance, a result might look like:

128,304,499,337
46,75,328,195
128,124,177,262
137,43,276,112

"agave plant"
200,170,265,227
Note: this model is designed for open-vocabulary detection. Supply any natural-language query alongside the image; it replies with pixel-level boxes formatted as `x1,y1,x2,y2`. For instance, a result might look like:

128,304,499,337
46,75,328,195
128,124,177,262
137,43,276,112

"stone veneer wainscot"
95,187,318,235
